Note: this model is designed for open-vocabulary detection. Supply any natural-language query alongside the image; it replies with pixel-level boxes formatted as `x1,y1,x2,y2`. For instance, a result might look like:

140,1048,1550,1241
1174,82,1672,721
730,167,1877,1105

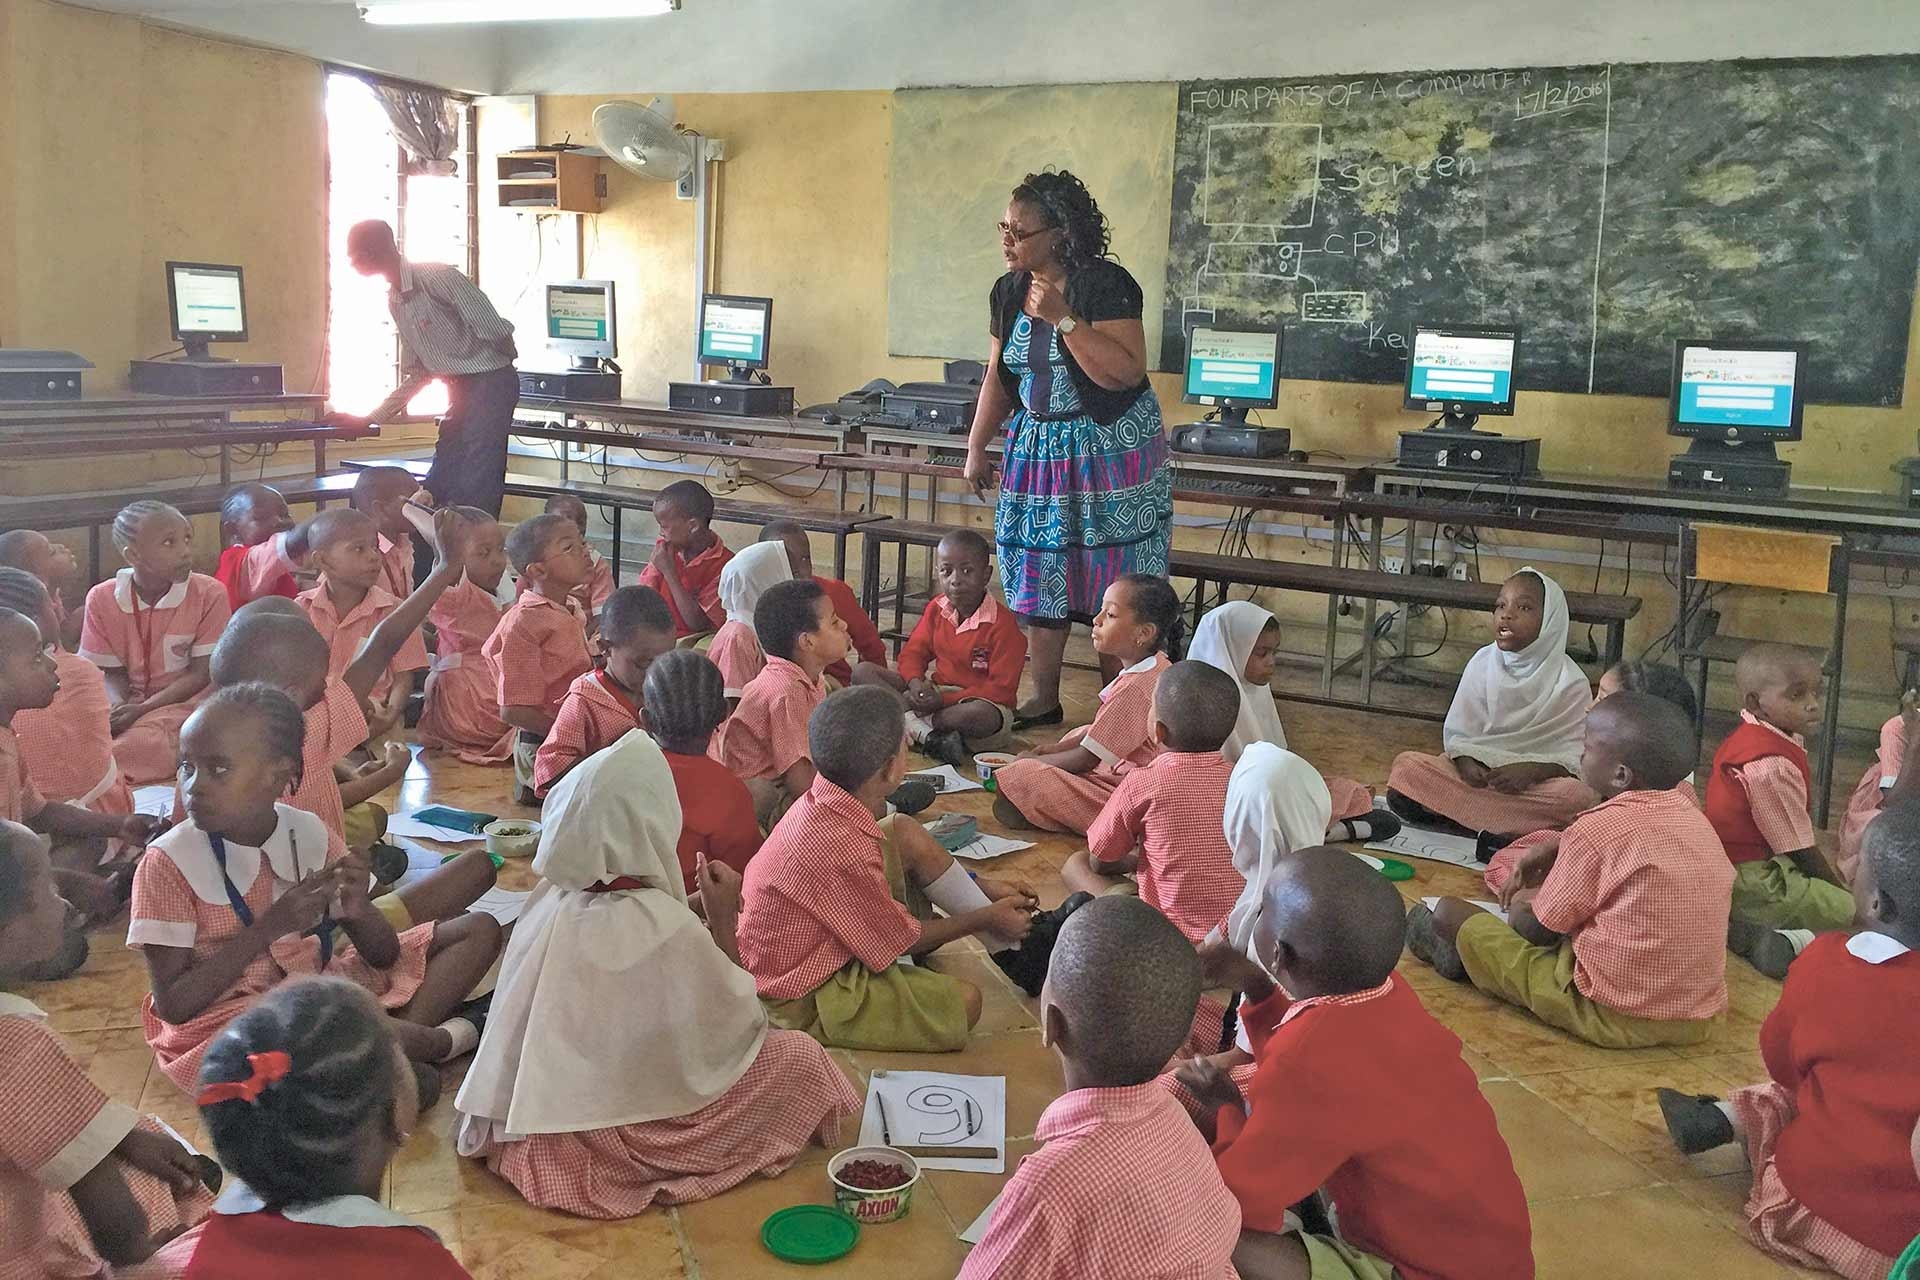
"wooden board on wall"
887,83,1178,363
1160,58,1920,406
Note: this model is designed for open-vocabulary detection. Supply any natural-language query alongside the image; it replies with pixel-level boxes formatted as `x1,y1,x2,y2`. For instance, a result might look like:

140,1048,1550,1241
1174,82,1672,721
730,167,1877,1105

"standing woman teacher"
964,170,1174,726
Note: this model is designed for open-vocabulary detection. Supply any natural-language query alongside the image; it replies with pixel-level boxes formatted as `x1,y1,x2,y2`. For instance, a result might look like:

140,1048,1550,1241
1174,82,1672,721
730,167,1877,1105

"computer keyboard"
1176,476,1287,500
927,448,969,469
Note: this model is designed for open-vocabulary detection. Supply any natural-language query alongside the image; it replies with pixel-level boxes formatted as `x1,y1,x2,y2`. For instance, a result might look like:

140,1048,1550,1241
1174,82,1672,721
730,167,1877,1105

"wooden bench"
1170,548,1641,716
340,458,886,579
1,473,358,579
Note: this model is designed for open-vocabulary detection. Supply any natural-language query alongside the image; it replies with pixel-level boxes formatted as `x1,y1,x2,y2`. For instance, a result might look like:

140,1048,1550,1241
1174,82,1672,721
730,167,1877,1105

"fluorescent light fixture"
360,0,677,24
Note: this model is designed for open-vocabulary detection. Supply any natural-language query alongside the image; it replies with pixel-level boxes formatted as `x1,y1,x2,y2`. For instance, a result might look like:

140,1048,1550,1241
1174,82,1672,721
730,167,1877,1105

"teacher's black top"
989,259,1153,427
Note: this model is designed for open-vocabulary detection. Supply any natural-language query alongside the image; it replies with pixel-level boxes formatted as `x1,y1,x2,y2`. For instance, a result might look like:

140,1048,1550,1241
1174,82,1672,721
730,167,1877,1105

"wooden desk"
1,394,348,482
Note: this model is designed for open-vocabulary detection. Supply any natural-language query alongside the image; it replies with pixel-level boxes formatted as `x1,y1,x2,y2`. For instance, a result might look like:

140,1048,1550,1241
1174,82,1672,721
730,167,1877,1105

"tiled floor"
22,660,1862,1279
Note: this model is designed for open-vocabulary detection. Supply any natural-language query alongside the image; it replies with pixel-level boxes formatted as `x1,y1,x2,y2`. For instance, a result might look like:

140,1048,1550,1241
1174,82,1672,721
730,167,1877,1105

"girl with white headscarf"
1188,600,1399,840
1386,568,1599,837
706,541,793,701
453,730,859,1217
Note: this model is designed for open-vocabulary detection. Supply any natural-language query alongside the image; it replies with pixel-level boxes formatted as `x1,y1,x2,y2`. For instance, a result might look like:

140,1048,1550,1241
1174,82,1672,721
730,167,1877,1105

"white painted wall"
495,0,1920,95
59,0,1920,95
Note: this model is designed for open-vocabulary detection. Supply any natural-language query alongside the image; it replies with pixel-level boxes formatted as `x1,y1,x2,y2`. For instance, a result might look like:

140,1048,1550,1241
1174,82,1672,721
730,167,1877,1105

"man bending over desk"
325,219,519,517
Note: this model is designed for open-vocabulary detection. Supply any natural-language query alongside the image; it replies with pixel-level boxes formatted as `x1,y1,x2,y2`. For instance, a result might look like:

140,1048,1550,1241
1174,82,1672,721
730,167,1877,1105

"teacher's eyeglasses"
998,221,1054,244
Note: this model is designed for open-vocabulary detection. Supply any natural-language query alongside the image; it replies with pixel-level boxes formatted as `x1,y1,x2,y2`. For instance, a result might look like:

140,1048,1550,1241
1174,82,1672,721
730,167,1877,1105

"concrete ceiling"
60,0,1920,96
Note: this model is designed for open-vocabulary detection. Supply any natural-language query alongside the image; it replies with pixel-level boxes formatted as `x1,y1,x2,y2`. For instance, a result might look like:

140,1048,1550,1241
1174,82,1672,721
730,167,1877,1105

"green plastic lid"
761,1204,860,1264
1377,857,1416,881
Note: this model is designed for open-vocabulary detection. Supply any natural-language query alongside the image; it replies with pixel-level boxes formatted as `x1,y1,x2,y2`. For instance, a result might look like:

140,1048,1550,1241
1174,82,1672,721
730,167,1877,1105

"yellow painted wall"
4,0,327,398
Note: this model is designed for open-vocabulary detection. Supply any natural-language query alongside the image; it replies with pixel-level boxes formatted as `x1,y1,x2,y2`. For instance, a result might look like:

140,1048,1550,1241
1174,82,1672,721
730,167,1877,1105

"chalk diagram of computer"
1181,122,1373,343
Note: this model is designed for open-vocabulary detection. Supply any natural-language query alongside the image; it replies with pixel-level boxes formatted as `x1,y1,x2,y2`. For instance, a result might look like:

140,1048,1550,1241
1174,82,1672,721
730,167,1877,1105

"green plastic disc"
1377,857,1416,881
761,1204,860,1264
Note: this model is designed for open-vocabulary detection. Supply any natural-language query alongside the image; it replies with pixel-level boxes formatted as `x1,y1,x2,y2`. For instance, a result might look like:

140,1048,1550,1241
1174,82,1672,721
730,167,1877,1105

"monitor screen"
1670,340,1807,437
545,280,616,358
698,294,771,368
1184,326,1281,408
1404,325,1518,413
167,263,247,340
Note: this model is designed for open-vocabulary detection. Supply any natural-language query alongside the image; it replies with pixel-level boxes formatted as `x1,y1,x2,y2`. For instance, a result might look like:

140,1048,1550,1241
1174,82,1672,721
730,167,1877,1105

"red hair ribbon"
195,1051,292,1106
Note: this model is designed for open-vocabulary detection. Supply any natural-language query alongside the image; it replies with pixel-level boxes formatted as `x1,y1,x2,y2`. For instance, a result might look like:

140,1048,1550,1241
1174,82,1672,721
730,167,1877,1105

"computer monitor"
165,262,247,362
545,279,617,371
1668,338,1808,460
1403,323,1519,432
1184,325,1281,427
698,294,772,382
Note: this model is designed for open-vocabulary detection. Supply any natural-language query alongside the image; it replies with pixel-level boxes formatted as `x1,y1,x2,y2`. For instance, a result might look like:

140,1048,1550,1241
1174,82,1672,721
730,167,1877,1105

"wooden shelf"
494,150,602,213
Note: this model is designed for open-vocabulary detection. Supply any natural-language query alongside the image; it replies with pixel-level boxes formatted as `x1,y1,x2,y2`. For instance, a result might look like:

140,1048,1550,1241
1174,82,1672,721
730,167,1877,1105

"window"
325,72,474,416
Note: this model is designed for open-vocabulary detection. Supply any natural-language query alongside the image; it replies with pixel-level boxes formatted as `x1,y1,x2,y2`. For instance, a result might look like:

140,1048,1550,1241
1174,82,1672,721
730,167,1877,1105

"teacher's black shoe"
1012,704,1064,730
992,892,1094,997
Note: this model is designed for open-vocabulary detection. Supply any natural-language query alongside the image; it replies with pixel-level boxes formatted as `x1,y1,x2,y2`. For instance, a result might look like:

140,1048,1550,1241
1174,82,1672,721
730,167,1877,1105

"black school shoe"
369,841,411,888
923,728,970,769
1403,903,1468,982
888,779,938,816
991,892,1094,997
1012,704,1064,730
1655,1089,1735,1155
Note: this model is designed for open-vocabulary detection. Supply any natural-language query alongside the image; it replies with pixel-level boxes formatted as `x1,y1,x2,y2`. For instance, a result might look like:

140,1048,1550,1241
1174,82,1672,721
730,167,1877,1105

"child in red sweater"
993,574,1177,835
215,483,318,611
1656,800,1920,1280
1706,643,1857,979
1410,692,1733,1049
642,648,762,884
759,519,884,687
1179,845,1532,1280
636,480,730,638
852,529,1026,768
1067,661,1242,945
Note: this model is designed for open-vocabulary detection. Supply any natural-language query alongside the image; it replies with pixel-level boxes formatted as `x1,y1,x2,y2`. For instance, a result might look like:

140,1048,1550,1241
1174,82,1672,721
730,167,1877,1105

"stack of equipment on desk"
520,279,624,400
1896,457,1920,511
0,349,92,401
1397,428,1541,477
880,382,978,434
667,376,796,417
130,260,285,396
1662,338,1804,500
1173,422,1294,458
1396,322,1538,477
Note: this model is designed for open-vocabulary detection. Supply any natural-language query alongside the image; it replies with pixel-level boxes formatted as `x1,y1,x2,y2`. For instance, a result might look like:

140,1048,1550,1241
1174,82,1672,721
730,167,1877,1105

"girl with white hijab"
1386,568,1599,836
1187,600,1399,841
705,541,793,701
453,730,859,1217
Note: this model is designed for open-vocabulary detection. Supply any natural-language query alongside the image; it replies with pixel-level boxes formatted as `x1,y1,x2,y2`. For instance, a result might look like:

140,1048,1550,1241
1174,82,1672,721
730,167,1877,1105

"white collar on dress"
214,1181,441,1239
0,992,46,1020
112,568,189,613
1846,931,1912,964
147,806,327,906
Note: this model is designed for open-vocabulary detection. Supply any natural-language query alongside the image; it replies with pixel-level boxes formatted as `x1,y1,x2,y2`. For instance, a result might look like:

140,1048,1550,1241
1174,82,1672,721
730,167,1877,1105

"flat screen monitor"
1668,339,1807,443
1403,323,1519,429
698,294,772,373
546,279,617,367
1184,326,1281,425
166,262,247,359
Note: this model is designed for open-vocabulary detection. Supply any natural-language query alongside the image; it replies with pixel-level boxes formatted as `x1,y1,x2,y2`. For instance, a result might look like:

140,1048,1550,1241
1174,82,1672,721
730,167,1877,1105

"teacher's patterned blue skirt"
994,315,1173,620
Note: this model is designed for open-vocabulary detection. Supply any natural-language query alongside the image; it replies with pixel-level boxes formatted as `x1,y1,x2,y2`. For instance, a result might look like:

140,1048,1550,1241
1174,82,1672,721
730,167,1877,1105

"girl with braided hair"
964,169,1174,727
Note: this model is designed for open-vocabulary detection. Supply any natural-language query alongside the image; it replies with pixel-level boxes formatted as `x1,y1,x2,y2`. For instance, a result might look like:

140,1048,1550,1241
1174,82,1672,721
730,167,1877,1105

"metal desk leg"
861,530,881,618
1816,565,1849,827
611,509,624,580
1360,518,1384,706
836,468,848,511
894,539,909,636
219,445,232,486
314,439,328,477
833,532,847,581
1322,517,1345,697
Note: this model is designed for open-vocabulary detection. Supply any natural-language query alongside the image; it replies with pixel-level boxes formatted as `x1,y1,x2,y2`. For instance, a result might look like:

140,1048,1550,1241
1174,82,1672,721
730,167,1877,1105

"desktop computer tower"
1173,423,1293,458
1669,453,1792,498
1397,429,1540,478
128,360,284,397
668,380,795,417
519,369,622,401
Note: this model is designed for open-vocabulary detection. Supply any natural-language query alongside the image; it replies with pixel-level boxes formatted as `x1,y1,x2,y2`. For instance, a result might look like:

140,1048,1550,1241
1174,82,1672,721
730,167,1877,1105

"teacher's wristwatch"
1057,314,1081,336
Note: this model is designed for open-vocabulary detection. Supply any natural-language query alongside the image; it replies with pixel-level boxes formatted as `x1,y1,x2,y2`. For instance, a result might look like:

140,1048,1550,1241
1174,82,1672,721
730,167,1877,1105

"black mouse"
1283,449,1308,463
820,410,841,425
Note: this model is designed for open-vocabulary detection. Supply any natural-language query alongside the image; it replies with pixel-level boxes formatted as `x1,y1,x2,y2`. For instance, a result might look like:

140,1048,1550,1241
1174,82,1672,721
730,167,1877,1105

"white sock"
924,862,994,916
1713,1098,1749,1145
434,1016,480,1062
905,713,934,745
1779,928,1816,956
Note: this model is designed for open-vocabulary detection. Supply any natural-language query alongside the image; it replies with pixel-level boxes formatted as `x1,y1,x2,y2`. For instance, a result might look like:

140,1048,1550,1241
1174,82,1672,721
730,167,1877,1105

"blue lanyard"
207,828,334,970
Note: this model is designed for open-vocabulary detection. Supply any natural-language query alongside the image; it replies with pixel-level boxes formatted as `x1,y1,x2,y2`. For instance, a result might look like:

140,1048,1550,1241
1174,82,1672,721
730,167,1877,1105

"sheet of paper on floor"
859,1070,1006,1173
469,886,531,926
387,814,489,844
945,833,1035,862
1366,825,1482,869
131,784,175,819
904,764,984,793
959,1190,1003,1245
1422,896,1509,924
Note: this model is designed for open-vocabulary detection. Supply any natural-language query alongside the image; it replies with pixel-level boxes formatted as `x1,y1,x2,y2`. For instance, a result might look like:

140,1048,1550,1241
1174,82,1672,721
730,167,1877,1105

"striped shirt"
371,262,516,421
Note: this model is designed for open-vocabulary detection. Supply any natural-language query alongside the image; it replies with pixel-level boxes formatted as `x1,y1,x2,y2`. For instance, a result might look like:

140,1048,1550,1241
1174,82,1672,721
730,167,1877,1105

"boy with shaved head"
1181,846,1530,1280
1706,642,1856,978
960,896,1240,1279
351,465,429,600
1411,692,1734,1049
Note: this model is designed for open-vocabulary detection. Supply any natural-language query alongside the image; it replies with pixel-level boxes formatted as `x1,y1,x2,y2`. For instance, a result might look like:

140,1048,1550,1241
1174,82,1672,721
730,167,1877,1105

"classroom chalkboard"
1157,58,1920,407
